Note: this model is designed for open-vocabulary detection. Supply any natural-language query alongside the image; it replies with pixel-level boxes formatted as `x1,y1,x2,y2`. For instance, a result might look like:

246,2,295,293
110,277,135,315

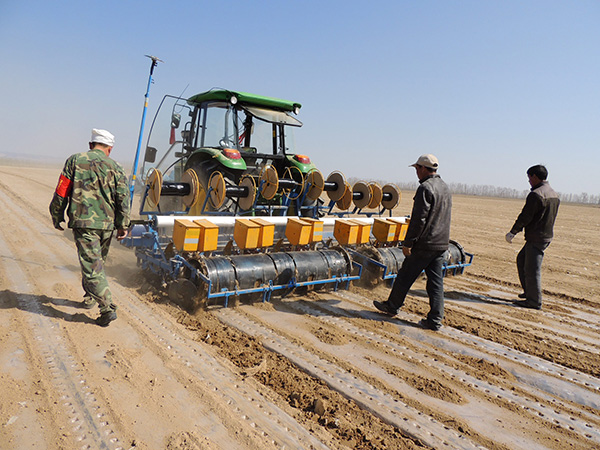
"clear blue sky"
1,0,598,196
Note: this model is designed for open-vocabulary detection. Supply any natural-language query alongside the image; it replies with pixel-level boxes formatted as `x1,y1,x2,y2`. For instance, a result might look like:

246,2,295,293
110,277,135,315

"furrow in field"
0,173,333,450
215,307,490,450
0,200,125,449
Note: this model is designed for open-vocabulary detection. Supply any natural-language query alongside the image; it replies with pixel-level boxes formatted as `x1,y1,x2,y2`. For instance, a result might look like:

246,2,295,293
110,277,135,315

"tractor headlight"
230,95,238,105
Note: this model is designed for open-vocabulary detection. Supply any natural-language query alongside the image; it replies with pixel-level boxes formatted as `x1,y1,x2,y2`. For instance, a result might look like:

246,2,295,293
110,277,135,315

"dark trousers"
516,241,549,306
387,249,446,326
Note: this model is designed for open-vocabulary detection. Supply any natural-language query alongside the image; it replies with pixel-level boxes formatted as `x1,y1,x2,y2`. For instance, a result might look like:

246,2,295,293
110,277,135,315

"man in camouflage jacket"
49,129,130,326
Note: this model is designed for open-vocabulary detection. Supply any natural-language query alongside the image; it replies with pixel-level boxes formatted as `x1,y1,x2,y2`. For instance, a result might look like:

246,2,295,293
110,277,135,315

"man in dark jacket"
373,154,452,330
506,165,559,310
49,129,130,326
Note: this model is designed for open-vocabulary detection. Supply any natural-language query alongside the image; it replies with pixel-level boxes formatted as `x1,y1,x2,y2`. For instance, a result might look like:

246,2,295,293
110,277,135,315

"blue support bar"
130,55,162,207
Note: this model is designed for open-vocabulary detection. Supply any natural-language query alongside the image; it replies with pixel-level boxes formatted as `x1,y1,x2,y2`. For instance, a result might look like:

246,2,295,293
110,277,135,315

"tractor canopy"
188,89,302,113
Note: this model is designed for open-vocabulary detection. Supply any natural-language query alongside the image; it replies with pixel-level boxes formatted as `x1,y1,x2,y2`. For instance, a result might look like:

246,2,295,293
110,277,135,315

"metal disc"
181,169,200,208
282,166,304,200
352,181,372,209
381,183,401,210
367,182,383,209
168,279,199,313
305,168,324,201
238,175,257,211
208,171,226,209
146,168,163,207
259,165,279,200
336,182,353,210
326,171,347,202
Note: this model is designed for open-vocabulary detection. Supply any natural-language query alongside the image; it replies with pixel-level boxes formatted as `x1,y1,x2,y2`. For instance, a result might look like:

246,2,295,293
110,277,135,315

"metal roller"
159,182,191,196
356,240,468,285
198,249,353,297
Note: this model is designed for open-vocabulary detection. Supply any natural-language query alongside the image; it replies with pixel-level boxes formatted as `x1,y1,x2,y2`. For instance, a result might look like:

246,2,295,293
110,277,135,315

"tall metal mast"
130,55,162,206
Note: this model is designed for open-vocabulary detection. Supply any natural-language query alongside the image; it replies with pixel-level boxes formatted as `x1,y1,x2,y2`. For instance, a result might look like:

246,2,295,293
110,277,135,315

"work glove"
505,232,515,243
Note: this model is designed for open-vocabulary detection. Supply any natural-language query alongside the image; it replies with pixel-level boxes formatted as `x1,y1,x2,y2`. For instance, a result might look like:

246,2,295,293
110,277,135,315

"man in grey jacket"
506,165,559,310
373,154,452,330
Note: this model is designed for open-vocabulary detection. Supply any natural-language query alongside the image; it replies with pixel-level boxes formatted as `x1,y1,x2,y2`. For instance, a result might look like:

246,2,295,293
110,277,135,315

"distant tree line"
347,177,599,205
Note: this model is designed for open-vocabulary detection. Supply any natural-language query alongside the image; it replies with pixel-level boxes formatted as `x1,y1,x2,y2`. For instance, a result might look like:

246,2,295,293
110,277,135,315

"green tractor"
138,89,324,217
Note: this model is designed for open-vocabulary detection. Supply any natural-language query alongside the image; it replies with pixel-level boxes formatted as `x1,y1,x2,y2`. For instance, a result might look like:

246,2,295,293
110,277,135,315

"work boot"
513,300,541,310
373,301,397,316
95,310,117,327
82,297,97,309
418,318,441,331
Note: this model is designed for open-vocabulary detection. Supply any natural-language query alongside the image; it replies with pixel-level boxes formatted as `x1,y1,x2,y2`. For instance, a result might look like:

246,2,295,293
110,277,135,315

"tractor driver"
49,129,130,327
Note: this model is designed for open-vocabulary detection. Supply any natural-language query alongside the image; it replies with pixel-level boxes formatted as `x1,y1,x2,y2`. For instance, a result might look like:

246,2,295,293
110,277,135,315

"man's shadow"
0,289,96,324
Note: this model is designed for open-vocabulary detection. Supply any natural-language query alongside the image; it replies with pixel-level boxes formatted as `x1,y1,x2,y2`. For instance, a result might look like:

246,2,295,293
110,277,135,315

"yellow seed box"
334,219,359,246
286,218,312,246
301,218,324,243
234,218,261,249
173,219,201,252
249,218,275,248
349,219,372,244
387,218,410,241
372,218,397,243
192,219,219,252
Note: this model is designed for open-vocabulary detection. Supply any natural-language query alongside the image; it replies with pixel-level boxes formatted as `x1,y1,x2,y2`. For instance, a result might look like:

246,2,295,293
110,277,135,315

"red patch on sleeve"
55,174,73,197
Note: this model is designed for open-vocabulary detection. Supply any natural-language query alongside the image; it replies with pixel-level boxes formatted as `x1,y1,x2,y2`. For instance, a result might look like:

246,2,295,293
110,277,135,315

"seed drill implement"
122,88,472,311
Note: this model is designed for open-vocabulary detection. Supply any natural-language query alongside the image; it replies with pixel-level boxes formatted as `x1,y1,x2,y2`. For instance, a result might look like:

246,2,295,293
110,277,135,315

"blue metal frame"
121,216,473,308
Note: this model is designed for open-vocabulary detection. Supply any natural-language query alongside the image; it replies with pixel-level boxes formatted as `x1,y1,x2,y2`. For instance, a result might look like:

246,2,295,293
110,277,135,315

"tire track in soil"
0,166,337,449
0,202,125,449
219,295,600,450
215,307,488,450
3,164,600,450
296,294,600,440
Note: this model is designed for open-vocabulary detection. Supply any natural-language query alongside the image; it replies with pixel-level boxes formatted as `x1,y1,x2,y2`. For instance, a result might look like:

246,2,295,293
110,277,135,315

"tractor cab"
139,89,315,214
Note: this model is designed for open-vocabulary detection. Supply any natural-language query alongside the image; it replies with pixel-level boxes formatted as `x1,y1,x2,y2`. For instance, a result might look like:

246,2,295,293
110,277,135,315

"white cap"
91,129,115,146
410,154,439,170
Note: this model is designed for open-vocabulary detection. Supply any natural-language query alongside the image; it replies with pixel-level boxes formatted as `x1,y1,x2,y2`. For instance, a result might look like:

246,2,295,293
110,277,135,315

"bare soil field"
1,163,599,450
